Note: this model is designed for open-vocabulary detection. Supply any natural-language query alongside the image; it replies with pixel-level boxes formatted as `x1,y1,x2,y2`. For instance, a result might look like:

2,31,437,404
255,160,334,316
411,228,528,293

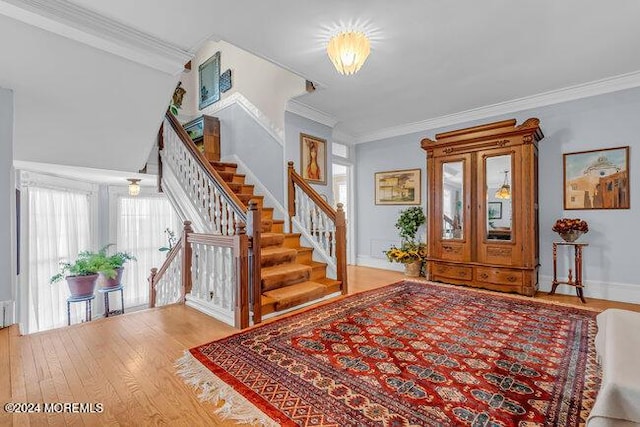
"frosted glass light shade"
127,179,141,196
327,31,371,75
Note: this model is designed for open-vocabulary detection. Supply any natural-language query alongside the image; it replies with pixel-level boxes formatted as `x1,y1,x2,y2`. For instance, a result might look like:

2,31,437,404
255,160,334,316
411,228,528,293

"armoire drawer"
474,267,523,287
433,264,472,281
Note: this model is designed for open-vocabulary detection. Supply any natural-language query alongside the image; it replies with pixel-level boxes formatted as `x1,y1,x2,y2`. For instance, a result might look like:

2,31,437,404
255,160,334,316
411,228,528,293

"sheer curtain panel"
116,196,179,308
26,187,92,333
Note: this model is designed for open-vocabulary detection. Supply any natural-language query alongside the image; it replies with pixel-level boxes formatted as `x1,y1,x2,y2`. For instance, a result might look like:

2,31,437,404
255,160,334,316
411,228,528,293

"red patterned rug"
177,280,600,426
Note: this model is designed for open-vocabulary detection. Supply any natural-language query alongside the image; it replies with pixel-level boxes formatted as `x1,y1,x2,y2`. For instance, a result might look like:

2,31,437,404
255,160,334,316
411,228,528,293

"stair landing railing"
287,161,348,293
153,111,263,326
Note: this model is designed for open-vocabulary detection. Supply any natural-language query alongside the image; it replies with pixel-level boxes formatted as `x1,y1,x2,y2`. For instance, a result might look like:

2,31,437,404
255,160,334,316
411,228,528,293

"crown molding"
332,129,356,146
354,70,640,144
0,0,192,75
286,99,338,128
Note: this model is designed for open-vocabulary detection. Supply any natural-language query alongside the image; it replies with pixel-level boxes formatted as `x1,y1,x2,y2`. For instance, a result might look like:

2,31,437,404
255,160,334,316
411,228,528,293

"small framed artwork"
488,202,502,219
199,52,220,109
300,133,327,185
219,69,232,93
375,169,421,205
563,146,630,210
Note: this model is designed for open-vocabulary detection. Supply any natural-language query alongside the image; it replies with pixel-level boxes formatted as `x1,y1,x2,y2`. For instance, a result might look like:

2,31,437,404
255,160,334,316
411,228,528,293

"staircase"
151,111,347,326
210,161,341,316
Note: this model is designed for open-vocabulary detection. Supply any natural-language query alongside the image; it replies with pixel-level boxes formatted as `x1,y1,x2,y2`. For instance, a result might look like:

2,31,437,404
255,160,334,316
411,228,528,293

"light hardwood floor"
2,266,638,426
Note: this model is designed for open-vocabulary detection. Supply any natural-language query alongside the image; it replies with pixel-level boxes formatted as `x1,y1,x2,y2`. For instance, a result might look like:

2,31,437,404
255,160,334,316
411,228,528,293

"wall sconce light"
127,178,141,196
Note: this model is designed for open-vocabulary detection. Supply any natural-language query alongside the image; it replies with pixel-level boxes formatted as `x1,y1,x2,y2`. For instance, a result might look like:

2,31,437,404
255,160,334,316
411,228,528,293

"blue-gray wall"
216,103,285,203
285,112,333,201
356,87,640,302
0,88,14,304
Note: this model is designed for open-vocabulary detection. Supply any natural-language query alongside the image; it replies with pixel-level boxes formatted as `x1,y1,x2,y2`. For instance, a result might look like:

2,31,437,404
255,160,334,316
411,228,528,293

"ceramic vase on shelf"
559,230,583,243
404,260,422,277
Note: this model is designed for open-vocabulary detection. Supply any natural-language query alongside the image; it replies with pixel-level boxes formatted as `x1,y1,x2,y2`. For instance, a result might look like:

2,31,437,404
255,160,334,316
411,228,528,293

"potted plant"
385,207,427,277
50,250,111,298
95,245,136,289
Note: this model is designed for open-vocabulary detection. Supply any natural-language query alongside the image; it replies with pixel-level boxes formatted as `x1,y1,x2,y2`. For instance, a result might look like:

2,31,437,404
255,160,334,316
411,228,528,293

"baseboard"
185,295,235,327
538,275,640,305
0,300,14,328
356,255,404,272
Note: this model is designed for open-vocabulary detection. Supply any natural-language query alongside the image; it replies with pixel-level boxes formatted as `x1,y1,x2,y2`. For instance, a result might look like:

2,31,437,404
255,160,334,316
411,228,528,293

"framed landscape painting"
563,146,630,210
375,169,421,205
300,133,327,185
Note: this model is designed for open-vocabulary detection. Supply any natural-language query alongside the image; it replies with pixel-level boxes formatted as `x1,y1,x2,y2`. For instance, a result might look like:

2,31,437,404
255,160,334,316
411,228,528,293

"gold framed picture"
563,146,630,210
375,169,421,205
300,133,327,185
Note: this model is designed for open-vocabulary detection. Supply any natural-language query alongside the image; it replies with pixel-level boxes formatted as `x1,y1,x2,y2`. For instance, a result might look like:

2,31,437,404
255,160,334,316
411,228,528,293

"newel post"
246,200,262,325
287,161,296,232
148,268,158,308
335,203,348,294
181,221,194,302
235,222,250,329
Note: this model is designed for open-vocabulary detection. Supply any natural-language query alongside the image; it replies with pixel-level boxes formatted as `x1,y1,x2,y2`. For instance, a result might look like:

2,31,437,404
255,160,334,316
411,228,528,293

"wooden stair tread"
261,232,285,247
209,161,238,168
262,281,326,311
261,247,298,267
261,247,298,256
261,263,311,276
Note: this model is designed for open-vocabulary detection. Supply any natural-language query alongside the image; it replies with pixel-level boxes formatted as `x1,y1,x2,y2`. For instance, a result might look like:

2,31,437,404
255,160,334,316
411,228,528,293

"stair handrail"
287,161,348,293
148,234,185,308
158,114,263,325
163,111,247,220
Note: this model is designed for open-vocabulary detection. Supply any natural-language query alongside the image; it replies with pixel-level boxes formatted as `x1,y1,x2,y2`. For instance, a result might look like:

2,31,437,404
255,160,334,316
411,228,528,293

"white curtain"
27,187,92,333
116,195,179,308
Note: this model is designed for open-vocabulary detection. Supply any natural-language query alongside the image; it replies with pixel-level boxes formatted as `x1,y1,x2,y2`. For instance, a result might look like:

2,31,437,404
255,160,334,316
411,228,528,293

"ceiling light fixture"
127,178,141,196
494,171,511,200
326,31,370,75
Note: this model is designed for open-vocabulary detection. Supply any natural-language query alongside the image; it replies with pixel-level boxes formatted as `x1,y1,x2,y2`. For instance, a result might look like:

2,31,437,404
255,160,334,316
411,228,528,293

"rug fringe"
175,351,280,427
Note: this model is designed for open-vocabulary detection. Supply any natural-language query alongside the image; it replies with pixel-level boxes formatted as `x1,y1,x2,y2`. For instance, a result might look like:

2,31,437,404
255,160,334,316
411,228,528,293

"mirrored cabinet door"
485,154,513,241
442,161,464,240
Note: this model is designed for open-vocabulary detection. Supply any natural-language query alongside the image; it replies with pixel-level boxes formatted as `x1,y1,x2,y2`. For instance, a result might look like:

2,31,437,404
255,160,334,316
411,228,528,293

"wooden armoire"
421,118,544,296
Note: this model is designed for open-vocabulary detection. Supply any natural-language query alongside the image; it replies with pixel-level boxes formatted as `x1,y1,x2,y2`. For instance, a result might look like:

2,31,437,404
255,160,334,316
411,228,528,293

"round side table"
67,294,95,325
98,285,125,318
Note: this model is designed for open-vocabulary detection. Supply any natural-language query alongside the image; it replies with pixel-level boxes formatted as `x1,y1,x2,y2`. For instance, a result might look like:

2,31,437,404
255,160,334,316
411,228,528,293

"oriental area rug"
176,280,601,426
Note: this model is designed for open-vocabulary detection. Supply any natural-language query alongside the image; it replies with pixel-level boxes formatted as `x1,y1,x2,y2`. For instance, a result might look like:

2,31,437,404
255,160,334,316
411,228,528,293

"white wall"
0,88,15,325
355,87,640,303
180,40,305,132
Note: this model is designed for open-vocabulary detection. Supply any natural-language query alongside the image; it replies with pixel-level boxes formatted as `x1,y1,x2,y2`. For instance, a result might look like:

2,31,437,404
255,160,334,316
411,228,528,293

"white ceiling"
67,0,640,141
3,0,640,178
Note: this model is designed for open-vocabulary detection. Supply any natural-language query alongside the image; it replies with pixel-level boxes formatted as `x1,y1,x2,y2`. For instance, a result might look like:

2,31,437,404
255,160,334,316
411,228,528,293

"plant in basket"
385,207,427,277
552,218,589,242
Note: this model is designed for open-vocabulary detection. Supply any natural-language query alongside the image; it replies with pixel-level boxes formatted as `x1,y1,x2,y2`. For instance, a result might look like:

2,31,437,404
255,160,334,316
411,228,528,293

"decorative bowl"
559,230,583,243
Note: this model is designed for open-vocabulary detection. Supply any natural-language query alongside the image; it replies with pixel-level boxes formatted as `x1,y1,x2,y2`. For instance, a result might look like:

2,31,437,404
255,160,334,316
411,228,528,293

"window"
332,142,349,159
116,195,179,308
26,187,92,333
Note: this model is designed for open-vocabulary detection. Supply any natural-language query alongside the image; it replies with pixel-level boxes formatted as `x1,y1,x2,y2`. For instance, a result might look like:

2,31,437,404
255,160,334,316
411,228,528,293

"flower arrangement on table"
552,218,589,242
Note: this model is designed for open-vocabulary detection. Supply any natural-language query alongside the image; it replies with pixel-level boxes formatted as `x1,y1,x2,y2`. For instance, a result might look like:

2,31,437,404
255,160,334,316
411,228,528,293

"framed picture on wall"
198,52,220,109
488,202,502,219
563,146,630,210
300,133,327,185
374,169,421,205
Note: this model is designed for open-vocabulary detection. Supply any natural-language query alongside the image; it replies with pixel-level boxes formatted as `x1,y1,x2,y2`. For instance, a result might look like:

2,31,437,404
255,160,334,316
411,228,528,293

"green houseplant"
385,207,427,277
50,250,111,298
95,245,136,289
